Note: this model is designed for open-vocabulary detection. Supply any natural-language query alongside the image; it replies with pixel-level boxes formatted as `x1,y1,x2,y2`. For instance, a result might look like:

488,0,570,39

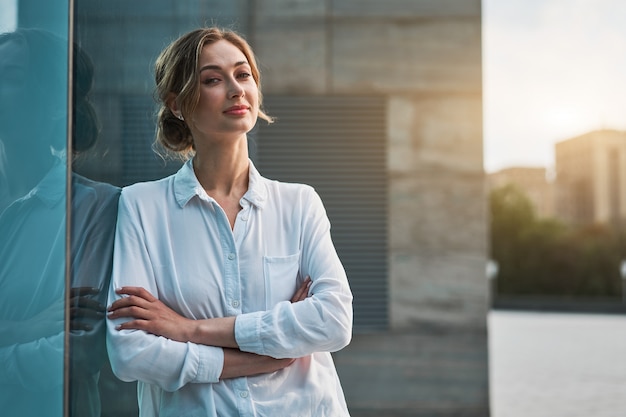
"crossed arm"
107,277,312,379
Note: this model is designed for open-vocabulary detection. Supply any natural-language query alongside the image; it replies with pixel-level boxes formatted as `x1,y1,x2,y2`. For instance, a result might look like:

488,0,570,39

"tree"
489,184,621,298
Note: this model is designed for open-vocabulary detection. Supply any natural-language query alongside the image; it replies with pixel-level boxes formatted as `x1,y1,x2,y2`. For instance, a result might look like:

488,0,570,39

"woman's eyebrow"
199,61,249,73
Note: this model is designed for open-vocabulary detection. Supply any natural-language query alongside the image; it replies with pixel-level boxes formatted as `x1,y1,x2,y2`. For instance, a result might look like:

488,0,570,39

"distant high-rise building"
555,129,626,225
487,166,555,218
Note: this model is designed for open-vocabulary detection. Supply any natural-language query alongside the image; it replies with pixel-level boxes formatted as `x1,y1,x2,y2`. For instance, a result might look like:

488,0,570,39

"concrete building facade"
74,0,489,415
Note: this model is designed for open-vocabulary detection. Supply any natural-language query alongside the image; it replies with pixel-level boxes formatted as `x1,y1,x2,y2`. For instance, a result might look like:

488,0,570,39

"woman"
106,27,353,416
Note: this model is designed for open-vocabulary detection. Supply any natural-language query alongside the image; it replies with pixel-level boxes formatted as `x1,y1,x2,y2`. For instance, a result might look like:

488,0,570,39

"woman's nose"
229,81,245,99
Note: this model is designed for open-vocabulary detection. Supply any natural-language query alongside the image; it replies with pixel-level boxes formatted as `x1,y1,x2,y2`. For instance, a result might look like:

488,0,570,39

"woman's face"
189,39,259,142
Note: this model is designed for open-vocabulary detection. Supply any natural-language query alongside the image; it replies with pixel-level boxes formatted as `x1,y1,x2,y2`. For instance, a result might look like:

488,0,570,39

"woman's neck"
192,136,250,199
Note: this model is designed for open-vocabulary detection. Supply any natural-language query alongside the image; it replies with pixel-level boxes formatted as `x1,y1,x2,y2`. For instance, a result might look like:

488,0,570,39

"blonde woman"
106,27,353,416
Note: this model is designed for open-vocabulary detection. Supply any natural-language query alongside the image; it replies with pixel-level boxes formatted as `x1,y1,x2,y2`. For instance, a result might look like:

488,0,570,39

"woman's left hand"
108,287,194,342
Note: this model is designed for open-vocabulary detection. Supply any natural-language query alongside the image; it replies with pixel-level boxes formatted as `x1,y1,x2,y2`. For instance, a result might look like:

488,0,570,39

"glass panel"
0,1,69,416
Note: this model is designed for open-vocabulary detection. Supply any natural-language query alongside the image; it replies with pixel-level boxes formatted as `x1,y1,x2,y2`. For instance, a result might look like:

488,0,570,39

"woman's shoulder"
122,176,172,195
119,175,175,206
263,177,317,199
260,177,327,215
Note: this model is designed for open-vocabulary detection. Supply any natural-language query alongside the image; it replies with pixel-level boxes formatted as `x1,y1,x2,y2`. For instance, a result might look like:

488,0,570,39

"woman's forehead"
199,40,248,69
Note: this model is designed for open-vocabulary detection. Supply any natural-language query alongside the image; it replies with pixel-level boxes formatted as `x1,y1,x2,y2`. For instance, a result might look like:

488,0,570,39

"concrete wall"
252,1,489,415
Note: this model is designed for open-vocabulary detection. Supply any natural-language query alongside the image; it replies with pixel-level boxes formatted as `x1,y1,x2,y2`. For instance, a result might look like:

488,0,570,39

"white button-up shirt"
106,159,353,417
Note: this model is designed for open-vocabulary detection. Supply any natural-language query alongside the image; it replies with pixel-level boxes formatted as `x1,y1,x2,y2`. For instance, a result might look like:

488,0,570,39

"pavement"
489,310,626,417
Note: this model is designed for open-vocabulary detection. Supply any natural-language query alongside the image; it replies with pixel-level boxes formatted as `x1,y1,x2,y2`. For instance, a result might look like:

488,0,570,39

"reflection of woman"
106,27,353,416
0,28,120,417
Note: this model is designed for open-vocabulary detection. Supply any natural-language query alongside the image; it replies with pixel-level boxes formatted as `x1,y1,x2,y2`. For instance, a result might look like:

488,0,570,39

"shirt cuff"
192,344,224,384
234,312,264,354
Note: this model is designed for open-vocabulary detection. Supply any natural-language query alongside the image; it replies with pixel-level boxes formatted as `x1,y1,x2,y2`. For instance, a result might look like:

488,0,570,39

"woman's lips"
223,105,249,115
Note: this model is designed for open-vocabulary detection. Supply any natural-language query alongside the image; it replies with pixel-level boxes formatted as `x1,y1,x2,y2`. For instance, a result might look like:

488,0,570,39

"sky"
483,0,626,173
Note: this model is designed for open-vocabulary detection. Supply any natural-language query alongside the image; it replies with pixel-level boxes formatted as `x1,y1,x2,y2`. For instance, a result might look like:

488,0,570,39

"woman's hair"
154,27,272,160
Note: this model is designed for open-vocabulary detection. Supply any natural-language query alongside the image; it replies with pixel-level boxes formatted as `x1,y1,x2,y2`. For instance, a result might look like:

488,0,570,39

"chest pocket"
263,252,300,309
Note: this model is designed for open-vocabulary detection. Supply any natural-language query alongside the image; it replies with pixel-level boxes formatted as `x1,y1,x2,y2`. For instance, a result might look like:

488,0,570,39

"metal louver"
121,95,181,186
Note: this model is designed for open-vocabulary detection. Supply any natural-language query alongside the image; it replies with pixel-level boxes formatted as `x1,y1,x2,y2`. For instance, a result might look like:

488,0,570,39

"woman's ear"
166,93,183,120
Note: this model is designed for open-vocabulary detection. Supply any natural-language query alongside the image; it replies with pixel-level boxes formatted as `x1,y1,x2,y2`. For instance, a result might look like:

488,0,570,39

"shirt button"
228,253,235,260
241,216,248,221
232,300,240,308
240,391,249,398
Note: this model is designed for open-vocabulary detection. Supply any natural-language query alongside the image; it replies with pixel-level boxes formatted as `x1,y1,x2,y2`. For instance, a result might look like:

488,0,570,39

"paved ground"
489,310,626,417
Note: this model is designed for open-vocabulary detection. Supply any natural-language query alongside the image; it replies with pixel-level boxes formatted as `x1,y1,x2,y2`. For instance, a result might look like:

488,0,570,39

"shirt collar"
25,158,67,208
174,158,268,209
243,159,268,208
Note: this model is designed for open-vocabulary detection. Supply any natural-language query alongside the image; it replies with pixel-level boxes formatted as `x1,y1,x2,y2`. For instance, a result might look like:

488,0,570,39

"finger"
291,276,312,303
115,319,166,336
290,282,305,303
107,305,152,320
115,286,158,302
108,294,152,312
299,279,313,301
115,319,151,332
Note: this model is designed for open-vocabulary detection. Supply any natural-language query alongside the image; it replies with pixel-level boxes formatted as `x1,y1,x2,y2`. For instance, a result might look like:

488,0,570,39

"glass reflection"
0,26,122,416
0,28,68,416
68,38,121,417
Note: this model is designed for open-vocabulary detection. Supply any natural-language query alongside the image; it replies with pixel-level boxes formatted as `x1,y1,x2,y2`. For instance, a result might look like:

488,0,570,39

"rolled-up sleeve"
235,187,353,358
106,191,224,391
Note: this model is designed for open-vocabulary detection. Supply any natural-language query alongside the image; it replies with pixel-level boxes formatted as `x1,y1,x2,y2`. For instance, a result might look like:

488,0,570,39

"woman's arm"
110,188,353,359
234,188,353,358
108,278,311,380
106,191,224,390
220,349,295,379
107,277,312,349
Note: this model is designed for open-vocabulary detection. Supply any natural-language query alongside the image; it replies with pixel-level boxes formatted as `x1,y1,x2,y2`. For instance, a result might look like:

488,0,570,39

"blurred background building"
488,129,626,228
555,129,626,226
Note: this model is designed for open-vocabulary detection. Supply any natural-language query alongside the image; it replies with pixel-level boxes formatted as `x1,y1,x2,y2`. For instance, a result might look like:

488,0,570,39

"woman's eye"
237,72,251,79
202,78,220,85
